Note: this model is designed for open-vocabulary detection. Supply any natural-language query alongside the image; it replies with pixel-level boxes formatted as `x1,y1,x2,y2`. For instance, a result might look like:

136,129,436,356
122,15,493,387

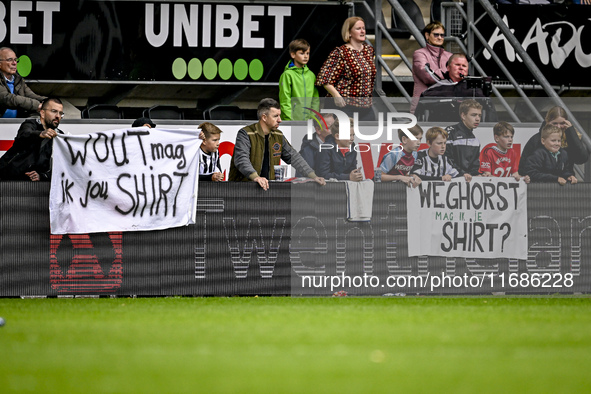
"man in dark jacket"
0,47,47,118
421,53,489,97
0,98,64,181
417,53,496,122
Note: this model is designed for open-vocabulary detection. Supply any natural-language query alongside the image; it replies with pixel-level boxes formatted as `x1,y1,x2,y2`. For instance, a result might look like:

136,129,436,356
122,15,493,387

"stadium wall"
1,182,590,297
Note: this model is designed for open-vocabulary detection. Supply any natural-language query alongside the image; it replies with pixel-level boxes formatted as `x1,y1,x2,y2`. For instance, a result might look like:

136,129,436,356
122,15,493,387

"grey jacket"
229,122,316,181
0,73,46,117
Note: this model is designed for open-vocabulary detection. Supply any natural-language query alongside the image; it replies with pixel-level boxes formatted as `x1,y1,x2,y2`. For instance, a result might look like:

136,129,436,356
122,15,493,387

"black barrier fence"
1,182,590,296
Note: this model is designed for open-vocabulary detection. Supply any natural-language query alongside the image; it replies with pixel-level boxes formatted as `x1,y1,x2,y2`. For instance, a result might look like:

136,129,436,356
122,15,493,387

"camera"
464,75,493,96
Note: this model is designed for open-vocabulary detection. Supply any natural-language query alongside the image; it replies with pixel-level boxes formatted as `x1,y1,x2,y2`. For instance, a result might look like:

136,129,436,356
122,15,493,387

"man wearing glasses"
0,98,65,181
0,47,47,118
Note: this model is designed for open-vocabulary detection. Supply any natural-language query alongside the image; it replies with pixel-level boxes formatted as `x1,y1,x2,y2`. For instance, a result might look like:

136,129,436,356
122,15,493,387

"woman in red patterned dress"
316,16,377,121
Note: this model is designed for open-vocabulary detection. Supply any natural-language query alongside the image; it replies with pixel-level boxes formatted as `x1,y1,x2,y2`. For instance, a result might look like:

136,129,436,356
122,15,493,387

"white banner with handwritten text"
407,178,528,259
50,127,200,234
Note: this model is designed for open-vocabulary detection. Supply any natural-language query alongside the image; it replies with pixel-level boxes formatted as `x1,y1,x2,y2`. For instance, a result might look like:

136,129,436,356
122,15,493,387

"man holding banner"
0,98,64,181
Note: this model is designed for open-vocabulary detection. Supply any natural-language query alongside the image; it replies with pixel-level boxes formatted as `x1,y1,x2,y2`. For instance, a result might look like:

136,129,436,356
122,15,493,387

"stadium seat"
355,0,388,34
355,0,425,38
81,104,123,119
143,105,184,120
390,0,425,39
204,105,243,120
431,0,443,24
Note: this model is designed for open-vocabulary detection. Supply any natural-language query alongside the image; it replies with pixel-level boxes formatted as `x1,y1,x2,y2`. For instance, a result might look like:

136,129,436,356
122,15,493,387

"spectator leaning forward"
518,106,589,176
523,124,577,185
316,118,363,182
0,98,65,181
228,98,326,190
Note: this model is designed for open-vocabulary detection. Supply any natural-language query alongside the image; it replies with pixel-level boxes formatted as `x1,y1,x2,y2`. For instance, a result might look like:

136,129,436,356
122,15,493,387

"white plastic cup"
274,165,285,181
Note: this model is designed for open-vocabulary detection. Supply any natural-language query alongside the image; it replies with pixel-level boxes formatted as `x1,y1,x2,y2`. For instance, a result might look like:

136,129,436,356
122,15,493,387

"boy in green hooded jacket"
278,39,320,121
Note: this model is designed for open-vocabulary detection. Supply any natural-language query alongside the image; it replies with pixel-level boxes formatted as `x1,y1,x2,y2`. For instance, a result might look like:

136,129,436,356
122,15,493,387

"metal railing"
364,0,591,179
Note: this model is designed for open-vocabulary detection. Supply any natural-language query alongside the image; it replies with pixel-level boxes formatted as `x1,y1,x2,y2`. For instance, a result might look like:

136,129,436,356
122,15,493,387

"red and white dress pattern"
316,43,376,108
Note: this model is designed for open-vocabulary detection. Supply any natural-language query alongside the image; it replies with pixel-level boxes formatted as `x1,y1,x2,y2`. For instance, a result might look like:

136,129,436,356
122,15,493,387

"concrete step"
369,0,431,78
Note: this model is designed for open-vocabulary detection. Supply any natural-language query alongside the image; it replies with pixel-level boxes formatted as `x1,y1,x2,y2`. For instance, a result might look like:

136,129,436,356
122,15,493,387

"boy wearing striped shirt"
411,127,472,182
198,122,223,182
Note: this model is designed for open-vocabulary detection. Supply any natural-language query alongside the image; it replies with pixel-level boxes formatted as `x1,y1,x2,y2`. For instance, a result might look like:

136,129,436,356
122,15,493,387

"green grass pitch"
1,297,591,393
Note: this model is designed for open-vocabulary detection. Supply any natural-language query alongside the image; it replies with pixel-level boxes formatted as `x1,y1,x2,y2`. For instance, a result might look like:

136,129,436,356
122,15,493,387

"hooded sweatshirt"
278,60,319,121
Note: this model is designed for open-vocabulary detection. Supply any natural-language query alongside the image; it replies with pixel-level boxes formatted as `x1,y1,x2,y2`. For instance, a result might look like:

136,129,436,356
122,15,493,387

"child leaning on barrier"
444,99,482,176
316,118,363,181
378,124,423,188
523,124,577,185
479,121,529,183
411,127,472,182
197,122,223,182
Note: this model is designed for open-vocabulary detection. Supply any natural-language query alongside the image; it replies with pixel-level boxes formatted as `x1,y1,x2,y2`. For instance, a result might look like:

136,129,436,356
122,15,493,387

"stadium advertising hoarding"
1,182,590,297
0,0,348,82
49,127,201,234
2,95,590,296
477,4,591,86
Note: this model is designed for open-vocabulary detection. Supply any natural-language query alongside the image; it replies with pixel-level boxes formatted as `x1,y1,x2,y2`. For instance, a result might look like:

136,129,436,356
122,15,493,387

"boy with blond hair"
524,124,577,185
378,124,423,187
278,38,319,121
412,127,472,182
198,122,223,182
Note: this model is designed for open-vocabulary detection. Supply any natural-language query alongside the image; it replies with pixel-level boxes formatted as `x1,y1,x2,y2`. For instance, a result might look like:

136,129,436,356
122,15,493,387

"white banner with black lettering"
49,127,200,234
407,178,528,259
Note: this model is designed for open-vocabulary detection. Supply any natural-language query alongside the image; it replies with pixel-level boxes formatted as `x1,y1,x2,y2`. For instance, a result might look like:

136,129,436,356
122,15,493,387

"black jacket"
444,121,481,176
524,147,574,183
316,141,358,180
518,121,589,175
297,134,335,177
0,119,62,181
